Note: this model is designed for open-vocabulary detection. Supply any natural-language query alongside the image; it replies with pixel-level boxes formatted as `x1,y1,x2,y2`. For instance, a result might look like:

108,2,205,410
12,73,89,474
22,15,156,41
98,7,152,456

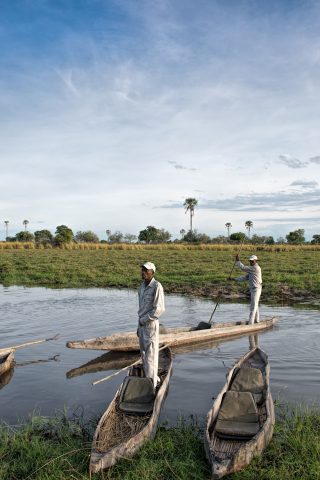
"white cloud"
0,1,320,239
161,185,320,212
290,180,318,189
310,156,320,164
168,161,197,171
278,155,308,169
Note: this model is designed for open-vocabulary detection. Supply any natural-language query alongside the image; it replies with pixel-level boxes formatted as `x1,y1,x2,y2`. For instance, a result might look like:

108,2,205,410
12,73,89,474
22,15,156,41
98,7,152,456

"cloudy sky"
1,0,319,240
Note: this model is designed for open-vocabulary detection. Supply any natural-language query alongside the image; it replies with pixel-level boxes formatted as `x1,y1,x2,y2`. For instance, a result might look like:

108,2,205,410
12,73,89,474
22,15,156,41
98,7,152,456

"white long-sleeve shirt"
235,261,262,289
138,277,165,326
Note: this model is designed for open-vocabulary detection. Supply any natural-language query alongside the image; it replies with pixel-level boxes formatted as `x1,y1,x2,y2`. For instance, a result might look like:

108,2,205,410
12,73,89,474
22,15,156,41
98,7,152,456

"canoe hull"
90,347,173,473
67,317,278,352
0,350,15,376
204,347,275,478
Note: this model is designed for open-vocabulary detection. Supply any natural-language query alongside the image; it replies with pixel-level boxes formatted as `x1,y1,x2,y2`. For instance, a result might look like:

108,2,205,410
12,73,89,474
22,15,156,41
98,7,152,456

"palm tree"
23,219,29,231
225,222,232,238
245,220,253,239
4,220,9,240
183,198,198,241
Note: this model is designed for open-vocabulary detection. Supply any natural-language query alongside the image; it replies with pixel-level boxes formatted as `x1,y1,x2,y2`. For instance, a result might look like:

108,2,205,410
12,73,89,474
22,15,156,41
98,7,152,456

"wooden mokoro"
90,347,173,473
0,367,14,390
204,347,275,478
67,317,278,352
0,349,15,376
66,334,257,379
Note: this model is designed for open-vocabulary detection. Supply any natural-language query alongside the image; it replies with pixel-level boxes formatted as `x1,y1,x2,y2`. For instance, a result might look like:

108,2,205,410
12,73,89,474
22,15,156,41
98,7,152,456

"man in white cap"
137,261,165,388
234,254,262,324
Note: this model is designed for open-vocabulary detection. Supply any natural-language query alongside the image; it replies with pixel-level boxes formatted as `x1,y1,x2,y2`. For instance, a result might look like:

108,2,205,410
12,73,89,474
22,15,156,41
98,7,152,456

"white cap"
141,261,156,272
249,255,258,261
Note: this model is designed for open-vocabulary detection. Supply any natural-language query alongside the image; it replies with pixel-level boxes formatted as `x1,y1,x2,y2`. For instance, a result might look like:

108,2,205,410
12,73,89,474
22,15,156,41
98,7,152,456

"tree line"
2,223,320,245
2,198,319,245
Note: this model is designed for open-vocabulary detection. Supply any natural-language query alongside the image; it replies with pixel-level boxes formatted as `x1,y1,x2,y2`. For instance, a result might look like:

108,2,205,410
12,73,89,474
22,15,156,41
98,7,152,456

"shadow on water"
0,355,61,391
15,355,61,367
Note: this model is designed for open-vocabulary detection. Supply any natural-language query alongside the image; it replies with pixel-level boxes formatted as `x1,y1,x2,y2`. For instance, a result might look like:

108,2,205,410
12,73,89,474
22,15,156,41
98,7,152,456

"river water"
0,286,319,426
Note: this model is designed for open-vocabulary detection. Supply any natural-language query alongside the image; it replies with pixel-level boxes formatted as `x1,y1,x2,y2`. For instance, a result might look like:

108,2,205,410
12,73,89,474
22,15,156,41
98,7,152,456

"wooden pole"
92,358,141,386
208,237,246,324
227,237,246,280
2,334,60,351
92,343,171,386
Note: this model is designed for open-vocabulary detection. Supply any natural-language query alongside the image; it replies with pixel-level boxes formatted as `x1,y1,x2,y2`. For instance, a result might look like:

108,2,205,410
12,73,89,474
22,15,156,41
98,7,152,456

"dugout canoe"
204,347,275,478
66,335,254,379
0,367,14,390
90,347,172,473
67,317,278,352
0,349,15,376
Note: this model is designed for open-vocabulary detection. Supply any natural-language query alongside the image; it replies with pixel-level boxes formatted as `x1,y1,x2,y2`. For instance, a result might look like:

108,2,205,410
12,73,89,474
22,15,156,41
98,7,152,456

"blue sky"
0,0,319,240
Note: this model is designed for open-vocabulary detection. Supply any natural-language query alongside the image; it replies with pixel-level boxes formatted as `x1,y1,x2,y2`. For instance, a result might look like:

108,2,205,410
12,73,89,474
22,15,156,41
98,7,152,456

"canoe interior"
0,354,8,365
206,347,274,475
0,351,12,364
210,402,268,460
92,348,171,455
94,393,151,452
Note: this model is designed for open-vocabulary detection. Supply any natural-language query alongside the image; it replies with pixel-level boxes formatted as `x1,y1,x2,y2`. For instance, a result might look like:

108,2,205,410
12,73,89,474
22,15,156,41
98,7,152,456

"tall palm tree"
4,220,9,239
23,219,29,231
183,198,198,240
225,222,232,238
245,220,253,239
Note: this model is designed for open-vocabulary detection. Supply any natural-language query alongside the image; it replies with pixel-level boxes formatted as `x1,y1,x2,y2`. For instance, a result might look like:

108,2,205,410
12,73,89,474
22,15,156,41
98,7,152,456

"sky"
0,0,319,241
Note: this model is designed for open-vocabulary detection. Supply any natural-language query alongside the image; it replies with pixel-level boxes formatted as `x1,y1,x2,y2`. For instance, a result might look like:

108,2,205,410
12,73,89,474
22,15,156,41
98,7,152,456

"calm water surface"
0,286,319,425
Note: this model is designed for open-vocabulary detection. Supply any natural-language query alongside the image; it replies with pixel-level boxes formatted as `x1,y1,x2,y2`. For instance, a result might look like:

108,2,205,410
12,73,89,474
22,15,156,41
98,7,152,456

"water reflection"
16,355,61,367
66,351,140,378
249,334,259,350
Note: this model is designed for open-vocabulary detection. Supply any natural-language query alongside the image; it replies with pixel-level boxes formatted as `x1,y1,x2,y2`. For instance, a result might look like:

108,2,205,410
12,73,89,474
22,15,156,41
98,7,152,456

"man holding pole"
235,254,262,325
137,262,165,389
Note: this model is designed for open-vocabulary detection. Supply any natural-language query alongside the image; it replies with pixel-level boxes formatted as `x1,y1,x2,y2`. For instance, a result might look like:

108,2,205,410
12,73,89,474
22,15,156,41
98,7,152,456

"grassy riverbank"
0,244,319,303
0,406,319,479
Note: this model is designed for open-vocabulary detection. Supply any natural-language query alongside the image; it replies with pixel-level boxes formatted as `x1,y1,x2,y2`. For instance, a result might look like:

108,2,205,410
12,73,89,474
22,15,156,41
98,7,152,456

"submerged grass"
0,245,319,301
0,406,319,480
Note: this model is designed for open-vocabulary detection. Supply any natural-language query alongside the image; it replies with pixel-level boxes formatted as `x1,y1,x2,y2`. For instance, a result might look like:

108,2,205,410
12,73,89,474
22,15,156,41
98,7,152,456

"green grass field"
0,244,319,302
0,245,319,478
1,406,319,479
